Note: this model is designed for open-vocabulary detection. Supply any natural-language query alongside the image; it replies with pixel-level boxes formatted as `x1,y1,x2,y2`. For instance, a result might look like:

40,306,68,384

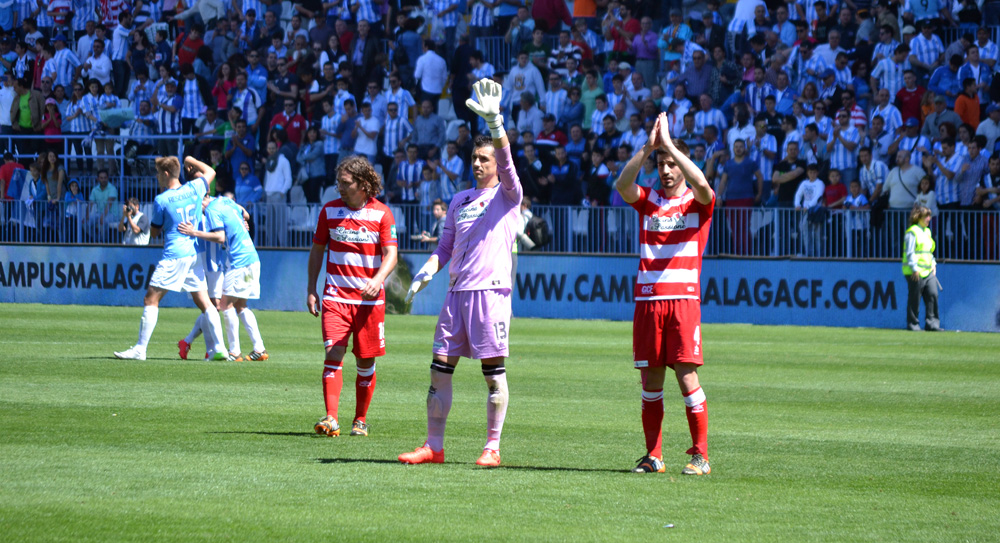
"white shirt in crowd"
264,154,292,195
414,49,448,95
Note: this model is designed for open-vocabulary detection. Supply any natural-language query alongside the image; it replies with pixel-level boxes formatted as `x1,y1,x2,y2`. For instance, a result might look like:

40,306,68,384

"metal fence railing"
2,133,196,182
474,36,560,75
3,201,999,262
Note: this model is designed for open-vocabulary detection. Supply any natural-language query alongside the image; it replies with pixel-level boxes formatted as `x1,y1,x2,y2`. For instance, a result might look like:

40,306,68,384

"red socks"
641,389,664,459
354,364,376,423
323,362,378,423
683,387,708,459
322,363,343,419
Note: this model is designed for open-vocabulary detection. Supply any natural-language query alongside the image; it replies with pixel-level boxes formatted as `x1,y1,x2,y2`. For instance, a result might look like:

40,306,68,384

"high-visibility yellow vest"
901,224,935,278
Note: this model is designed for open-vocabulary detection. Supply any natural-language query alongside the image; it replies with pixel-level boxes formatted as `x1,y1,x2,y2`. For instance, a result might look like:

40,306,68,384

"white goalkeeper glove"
465,78,505,140
404,259,439,304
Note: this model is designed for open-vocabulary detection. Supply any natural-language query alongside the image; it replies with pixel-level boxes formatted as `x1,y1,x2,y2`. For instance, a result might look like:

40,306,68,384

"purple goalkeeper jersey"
432,144,523,292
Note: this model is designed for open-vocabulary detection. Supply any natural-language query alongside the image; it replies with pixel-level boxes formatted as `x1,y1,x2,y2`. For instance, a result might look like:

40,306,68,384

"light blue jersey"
152,177,209,260
200,236,226,273
205,197,259,270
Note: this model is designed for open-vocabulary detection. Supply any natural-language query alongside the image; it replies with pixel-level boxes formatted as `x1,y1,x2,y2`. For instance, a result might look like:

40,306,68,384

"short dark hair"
473,134,493,149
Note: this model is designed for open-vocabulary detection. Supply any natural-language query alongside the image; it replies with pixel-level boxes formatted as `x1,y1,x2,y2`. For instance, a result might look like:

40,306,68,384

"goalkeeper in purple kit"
398,79,523,468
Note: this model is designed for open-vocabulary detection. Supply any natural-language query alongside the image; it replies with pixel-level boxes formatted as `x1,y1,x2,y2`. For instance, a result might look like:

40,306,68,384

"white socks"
238,308,265,352
136,306,158,348
223,308,240,354
426,361,455,452
201,306,225,354
184,313,204,344
483,364,509,451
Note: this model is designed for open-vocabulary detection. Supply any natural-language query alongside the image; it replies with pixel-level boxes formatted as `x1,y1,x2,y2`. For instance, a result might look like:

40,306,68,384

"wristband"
487,114,505,140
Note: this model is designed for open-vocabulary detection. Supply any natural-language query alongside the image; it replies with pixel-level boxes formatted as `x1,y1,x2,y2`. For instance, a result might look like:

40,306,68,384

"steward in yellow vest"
901,205,941,331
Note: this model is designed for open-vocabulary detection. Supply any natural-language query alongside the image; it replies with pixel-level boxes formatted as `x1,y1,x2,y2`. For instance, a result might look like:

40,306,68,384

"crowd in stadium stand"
1,0,1000,256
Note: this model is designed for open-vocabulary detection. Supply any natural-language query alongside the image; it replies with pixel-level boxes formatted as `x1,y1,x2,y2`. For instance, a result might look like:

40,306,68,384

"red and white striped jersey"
629,186,714,302
312,198,397,305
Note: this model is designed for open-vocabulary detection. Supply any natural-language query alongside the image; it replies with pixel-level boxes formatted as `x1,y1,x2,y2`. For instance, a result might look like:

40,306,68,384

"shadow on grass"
315,457,624,473
208,431,316,437
317,457,409,465
89,356,195,361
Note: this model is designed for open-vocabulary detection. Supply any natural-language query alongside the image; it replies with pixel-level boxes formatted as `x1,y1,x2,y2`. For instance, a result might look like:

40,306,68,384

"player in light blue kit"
179,193,268,361
114,156,227,361
178,222,227,360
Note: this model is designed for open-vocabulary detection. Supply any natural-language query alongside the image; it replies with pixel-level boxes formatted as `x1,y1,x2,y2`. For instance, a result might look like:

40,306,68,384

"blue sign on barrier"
0,246,313,311
402,253,1000,332
2,247,998,332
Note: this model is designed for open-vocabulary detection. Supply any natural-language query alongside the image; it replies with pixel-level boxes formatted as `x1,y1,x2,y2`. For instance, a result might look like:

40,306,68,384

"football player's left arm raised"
184,155,216,187
362,245,399,301
466,78,509,150
658,113,713,205
615,116,660,204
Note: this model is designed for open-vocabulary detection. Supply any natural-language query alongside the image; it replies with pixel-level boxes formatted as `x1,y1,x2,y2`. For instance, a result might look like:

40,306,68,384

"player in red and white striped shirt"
615,113,715,476
307,156,398,438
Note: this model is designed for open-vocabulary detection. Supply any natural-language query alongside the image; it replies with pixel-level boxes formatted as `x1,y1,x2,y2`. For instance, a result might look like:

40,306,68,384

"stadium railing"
474,36,561,75
941,26,1000,45
4,201,999,262
2,133,195,183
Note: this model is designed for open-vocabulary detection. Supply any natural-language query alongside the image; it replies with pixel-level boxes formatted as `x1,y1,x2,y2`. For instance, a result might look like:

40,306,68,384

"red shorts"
321,299,386,359
633,298,703,369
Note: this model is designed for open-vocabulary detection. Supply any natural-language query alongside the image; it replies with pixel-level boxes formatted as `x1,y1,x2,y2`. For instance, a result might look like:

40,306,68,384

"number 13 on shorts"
493,322,508,342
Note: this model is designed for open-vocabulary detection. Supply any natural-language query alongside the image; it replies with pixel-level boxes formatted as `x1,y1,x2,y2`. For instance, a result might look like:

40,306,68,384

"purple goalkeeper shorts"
432,289,511,360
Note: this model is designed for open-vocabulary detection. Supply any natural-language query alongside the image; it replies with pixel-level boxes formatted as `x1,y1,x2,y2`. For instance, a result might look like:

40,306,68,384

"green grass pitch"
1,303,999,542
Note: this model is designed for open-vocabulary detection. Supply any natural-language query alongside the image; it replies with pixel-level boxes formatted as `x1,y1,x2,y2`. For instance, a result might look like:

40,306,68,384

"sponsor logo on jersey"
332,226,375,243
389,225,397,240
456,200,488,223
647,213,687,232
641,284,655,294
